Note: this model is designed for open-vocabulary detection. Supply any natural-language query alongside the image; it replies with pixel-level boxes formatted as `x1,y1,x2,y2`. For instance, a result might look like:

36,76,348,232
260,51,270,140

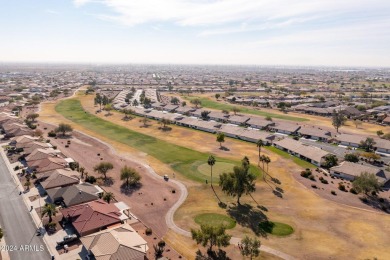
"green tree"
377,130,384,137
219,157,257,204
265,116,272,121
26,113,39,122
215,93,221,100
241,236,261,260
171,97,180,105
41,203,58,223
322,154,338,169
216,133,225,148
256,140,264,166
190,98,202,108
139,116,150,127
344,153,359,163
332,110,347,133
207,155,216,187
352,172,381,196
54,123,73,137
120,166,141,187
24,180,31,190
103,192,115,204
231,106,240,115
132,99,139,106
153,240,166,258
0,227,3,241
93,162,114,180
104,104,113,115
360,137,376,152
79,166,85,179
191,224,231,252
159,118,171,129
181,101,187,107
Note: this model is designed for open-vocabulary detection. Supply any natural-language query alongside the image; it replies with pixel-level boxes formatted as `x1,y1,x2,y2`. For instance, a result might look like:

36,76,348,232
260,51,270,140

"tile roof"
60,200,122,236
47,182,100,207
80,224,147,260
40,170,79,190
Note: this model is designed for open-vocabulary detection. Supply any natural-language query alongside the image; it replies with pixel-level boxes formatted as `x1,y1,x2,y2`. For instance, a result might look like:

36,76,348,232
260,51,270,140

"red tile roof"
60,200,122,236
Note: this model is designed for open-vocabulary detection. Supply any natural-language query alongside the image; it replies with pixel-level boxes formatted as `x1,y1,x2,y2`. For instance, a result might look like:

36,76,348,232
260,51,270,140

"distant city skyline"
0,0,389,67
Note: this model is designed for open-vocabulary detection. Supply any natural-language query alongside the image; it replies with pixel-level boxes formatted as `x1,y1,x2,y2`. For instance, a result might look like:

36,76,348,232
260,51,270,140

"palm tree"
103,192,115,204
264,156,271,174
41,203,58,223
207,155,216,187
256,140,264,166
79,166,85,179
93,162,114,180
24,180,31,191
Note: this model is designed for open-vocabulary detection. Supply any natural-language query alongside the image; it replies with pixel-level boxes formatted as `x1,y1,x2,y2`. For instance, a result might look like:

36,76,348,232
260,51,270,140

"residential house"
25,148,62,162
273,138,331,166
27,156,68,173
237,129,275,144
334,134,365,148
298,126,333,142
46,182,102,207
39,169,80,190
246,117,275,130
17,141,52,155
269,122,301,135
60,200,124,236
208,111,229,122
80,224,148,260
374,139,390,155
330,161,390,187
228,115,250,125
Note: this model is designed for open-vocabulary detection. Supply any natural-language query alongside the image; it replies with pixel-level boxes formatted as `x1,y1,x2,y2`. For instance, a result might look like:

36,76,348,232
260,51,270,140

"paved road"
0,153,51,260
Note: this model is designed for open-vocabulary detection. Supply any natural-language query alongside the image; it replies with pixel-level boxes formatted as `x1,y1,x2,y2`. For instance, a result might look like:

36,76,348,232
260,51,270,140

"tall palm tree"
208,155,216,187
41,203,58,223
264,156,271,174
256,140,264,166
260,155,267,180
79,166,85,179
103,192,115,204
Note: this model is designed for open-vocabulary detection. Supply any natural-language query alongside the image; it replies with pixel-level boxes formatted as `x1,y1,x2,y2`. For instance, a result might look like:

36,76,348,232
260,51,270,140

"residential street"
0,153,51,260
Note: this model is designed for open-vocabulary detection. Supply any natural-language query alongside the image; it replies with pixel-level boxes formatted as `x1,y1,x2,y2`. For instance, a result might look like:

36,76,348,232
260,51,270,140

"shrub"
65,145,69,148
14,165,20,171
300,169,312,178
85,176,97,184
349,188,358,194
171,189,176,194
309,175,316,181
69,161,79,171
320,179,328,184
52,146,57,149
331,190,337,196
311,184,317,189
145,228,152,235
338,183,346,192
48,131,56,137
379,198,385,203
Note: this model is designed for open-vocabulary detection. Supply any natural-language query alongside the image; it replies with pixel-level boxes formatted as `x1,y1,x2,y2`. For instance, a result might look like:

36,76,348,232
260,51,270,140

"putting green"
195,213,236,229
259,221,294,236
197,162,235,180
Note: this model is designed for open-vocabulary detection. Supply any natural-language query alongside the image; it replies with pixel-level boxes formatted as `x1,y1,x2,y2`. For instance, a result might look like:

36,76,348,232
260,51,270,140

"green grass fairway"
197,162,235,182
55,99,261,182
259,221,294,236
184,97,309,122
195,213,236,229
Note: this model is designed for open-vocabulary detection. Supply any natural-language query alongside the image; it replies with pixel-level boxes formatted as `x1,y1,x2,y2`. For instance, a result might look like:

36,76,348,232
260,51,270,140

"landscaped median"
55,98,261,183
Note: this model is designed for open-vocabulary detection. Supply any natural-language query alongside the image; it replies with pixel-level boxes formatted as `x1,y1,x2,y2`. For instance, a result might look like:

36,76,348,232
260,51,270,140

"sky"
0,0,389,67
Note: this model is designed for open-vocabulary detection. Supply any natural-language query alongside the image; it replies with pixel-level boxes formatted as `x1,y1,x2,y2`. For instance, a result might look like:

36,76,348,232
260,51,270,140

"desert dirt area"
37,93,390,260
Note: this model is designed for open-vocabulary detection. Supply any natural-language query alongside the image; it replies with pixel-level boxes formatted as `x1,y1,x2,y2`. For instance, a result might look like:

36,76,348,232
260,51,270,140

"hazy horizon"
1,1,389,67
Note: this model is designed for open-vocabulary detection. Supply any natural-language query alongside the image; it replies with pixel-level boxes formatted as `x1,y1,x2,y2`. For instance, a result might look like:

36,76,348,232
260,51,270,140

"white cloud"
73,0,390,27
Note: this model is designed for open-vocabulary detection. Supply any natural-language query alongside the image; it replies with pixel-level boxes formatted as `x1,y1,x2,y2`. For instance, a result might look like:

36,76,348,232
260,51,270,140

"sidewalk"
0,145,59,259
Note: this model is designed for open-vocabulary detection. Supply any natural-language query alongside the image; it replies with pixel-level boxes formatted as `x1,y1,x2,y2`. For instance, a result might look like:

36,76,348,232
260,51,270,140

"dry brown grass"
39,94,390,260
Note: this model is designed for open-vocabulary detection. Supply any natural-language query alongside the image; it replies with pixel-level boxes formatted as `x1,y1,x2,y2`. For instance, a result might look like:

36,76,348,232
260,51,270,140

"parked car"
56,234,78,246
